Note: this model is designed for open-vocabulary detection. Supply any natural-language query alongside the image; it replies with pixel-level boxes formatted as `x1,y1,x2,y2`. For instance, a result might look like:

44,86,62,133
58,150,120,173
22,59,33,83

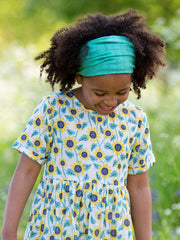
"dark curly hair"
35,9,166,99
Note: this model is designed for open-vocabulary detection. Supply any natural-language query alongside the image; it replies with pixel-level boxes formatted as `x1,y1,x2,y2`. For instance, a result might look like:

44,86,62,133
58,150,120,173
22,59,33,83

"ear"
76,73,83,84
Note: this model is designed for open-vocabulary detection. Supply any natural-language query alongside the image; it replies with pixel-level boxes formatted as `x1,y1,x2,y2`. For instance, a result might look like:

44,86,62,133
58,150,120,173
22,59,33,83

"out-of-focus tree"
0,0,179,64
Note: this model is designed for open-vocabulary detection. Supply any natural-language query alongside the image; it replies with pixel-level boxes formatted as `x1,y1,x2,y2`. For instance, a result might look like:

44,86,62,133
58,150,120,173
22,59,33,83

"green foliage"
0,0,180,64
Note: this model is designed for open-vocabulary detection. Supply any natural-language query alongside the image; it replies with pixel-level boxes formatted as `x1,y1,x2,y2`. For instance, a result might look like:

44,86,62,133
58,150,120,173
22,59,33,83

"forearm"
129,186,152,240
2,154,41,239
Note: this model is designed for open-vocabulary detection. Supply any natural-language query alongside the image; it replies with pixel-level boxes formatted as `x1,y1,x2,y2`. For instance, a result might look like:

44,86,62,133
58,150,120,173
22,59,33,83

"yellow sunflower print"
122,215,131,230
86,127,100,142
33,114,44,130
99,163,112,178
112,140,124,155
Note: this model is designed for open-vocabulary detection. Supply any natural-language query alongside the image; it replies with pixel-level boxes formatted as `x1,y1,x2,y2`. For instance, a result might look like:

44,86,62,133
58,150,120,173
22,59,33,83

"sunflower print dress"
13,91,155,240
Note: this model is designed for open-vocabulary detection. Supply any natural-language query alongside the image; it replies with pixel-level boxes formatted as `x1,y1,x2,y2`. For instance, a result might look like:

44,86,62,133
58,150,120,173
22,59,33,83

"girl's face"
76,73,132,115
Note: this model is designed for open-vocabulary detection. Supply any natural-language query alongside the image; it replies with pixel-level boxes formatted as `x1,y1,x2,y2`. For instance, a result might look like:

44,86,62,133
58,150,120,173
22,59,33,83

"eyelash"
95,91,128,97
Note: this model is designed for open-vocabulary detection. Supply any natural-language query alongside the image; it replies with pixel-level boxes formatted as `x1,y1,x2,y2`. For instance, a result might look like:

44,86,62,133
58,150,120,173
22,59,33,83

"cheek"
118,93,130,103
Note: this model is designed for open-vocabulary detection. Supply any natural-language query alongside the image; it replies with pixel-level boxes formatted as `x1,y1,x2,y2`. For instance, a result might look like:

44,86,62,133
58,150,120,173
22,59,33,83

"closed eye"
95,92,105,96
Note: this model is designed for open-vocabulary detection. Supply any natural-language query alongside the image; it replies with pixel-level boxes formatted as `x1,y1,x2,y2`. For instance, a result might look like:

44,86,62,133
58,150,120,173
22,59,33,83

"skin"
2,73,152,240
74,73,132,115
2,153,42,240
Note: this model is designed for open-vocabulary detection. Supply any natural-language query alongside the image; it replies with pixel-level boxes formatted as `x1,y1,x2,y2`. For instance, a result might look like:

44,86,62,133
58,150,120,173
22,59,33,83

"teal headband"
77,35,135,76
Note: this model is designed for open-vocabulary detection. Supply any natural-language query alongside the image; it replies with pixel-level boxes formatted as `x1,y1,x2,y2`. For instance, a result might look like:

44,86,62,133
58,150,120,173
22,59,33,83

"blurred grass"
0,44,180,239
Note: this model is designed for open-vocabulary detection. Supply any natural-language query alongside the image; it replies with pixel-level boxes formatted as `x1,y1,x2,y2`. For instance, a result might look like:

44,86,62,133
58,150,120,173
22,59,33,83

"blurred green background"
0,0,180,239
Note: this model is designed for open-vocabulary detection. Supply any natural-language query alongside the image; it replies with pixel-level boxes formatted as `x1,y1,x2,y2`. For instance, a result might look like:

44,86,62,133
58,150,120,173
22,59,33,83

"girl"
2,9,166,240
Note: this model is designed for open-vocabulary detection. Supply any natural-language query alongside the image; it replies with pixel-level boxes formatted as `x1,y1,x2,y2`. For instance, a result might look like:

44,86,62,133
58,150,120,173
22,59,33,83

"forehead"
83,73,132,91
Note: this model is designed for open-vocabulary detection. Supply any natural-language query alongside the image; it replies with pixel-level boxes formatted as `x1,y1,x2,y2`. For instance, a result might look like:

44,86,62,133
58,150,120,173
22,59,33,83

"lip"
97,105,116,114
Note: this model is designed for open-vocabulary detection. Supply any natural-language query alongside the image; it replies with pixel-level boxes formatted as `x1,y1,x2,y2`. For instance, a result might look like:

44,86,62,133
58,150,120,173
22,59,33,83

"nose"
104,96,118,107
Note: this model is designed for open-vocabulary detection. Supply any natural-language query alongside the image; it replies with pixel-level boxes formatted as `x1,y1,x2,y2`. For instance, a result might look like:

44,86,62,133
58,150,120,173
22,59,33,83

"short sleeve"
12,97,54,165
128,112,155,175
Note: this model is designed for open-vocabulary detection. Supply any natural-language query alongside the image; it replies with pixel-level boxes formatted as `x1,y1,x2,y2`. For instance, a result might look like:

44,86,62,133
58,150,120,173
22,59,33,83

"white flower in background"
176,226,180,236
164,208,171,215
172,135,180,149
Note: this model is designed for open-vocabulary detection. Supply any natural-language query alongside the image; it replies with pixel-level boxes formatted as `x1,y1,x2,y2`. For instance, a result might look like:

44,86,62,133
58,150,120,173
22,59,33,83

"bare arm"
127,171,152,240
2,153,42,240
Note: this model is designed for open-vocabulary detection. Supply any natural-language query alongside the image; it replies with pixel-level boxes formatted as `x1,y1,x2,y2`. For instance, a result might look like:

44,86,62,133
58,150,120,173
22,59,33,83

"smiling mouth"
98,105,116,113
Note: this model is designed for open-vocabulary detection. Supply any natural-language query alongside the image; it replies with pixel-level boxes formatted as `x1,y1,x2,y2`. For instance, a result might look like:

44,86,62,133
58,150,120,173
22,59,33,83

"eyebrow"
92,87,130,93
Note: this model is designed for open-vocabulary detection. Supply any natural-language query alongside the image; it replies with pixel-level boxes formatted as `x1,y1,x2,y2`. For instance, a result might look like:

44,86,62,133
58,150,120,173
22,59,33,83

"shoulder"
39,91,72,108
118,100,149,128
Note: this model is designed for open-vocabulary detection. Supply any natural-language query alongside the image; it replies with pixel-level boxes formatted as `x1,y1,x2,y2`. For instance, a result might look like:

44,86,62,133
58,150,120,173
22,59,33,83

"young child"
2,9,165,240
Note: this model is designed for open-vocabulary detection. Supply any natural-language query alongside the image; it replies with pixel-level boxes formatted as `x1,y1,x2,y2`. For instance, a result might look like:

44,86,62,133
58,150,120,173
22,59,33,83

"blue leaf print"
118,115,124,121
67,129,75,135
56,183,60,190
103,118,108,126
65,150,74,158
30,231,37,238
62,230,67,236
90,216,96,224
131,110,136,118
57,167,62,175
53,110,58,118
111,135,116,141
83,173,89,181
44,228,49,234
110,170,118,177
118,234,123,239
27,140,33,147
75,101,82,107
135,132,141,138
64,220,70,227
82,122,87,130
52,98,56,106
131,126,136,132
121,155,126,161
78,214,84,221
84,164,92,170
109,123,118,129
66,169,75,175
79,113,84,119
43,104,47,113
96,172,101,180
91,116,96,124
104,142,113,150
53,127,57,135
44,135,48,144
57,138,63,143
65,100,70,106
40,147,46,153
123,137,128,144
76,144,83,150
61,107,66,113
143,139,147,145
31,130,38,137
79,134,88,141
139,149,146,155
94,163,100,169
34,197,40,204
129,119,136,124
45,118,48,126
105,155,113,162
118,131,123,138
113,160,118,167
118,225,123,231
90,155,97,161
13,142,18,147
65,115,74,122
91,143,97,151
100,125,104,134
28,119,33,125
50,215,53,223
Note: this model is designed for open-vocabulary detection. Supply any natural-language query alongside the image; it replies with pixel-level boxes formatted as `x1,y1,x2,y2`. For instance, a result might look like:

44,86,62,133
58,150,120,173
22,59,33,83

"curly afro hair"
35,9,166,99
